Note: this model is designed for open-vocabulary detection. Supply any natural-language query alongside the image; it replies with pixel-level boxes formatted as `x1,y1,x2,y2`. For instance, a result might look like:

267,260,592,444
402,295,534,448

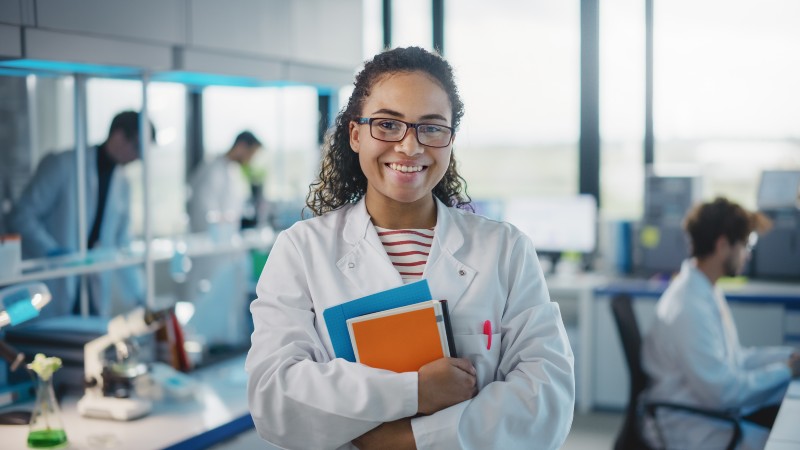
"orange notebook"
346,300,456,373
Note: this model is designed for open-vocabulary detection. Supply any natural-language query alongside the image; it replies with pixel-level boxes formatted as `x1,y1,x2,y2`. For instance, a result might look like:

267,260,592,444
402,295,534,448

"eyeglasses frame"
355,117,454,148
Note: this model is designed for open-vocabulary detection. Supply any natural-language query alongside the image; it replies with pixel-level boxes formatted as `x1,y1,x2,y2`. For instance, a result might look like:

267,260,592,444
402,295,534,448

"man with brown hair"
642,197,800,449
8,110,154,318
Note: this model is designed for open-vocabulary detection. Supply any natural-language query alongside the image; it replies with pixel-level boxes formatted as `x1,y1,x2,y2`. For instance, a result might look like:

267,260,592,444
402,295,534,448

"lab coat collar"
337,197,475,310
682,258,716,298
424,198,476,311
337,199,404,292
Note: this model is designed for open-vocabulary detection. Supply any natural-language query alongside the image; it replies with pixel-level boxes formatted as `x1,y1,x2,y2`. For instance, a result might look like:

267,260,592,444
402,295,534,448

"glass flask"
27,375,68,449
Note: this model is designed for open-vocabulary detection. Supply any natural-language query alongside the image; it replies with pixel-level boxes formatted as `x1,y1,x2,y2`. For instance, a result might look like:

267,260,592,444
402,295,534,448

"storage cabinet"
189,0,292,60
35,0,187,45
0,24,21,57
1,0,363,84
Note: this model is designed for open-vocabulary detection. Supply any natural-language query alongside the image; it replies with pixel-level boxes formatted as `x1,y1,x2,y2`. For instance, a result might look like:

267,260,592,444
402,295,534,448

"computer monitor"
503,195,597,254
757,170,800,210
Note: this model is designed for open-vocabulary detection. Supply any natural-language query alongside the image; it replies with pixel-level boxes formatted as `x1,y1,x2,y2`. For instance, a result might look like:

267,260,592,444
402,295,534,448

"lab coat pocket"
453,333,502,390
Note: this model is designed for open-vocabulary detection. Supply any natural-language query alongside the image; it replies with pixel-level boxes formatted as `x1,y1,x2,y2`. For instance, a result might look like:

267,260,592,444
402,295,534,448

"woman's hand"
417,357,477,415
353,419,416,450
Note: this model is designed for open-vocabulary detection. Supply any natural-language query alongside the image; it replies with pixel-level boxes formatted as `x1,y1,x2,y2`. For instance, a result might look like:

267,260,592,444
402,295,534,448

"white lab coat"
246,197,575,450
183,155,251,345
187,155,251,233
642,259,793,450
7,147,143,317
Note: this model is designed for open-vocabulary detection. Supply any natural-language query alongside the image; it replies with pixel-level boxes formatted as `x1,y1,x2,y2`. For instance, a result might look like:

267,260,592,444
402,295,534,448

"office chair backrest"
610,294,651,450
610,294,742,450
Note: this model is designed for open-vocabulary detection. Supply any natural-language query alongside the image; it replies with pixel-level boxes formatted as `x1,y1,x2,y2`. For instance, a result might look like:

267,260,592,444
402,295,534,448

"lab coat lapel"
424,199,476,312
337,200,404,295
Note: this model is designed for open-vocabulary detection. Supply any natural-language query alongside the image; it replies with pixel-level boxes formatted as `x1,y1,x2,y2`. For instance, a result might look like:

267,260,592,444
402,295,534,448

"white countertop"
0,355,253,450
766,379,800,450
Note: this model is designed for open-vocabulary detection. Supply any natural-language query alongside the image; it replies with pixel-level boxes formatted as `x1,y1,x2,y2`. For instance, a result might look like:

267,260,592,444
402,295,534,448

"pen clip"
483,320,492,350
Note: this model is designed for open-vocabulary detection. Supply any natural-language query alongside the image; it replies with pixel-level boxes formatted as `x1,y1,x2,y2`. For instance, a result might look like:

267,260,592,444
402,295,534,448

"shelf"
0,227,276,287
1,252,144,286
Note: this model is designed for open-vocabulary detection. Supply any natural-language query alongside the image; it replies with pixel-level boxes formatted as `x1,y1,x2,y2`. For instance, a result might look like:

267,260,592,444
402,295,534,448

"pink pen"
483,320,492,350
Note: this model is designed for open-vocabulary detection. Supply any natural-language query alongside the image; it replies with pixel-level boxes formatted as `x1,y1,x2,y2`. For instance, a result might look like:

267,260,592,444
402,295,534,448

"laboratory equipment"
0,283,52,422
752,170,800,280
635,174,700,276
27,354,68,449
76,307,171,421
4,316,109,390
0,282,52,329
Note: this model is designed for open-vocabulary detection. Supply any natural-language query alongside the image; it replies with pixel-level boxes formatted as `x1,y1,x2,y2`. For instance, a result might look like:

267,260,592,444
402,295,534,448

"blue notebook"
324,279,432,362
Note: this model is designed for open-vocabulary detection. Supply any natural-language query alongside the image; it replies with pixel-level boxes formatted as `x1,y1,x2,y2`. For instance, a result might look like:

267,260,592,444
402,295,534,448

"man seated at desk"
642,197,800,449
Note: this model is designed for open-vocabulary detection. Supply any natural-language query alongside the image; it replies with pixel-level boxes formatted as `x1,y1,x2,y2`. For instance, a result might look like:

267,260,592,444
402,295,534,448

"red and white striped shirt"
374,226,435,283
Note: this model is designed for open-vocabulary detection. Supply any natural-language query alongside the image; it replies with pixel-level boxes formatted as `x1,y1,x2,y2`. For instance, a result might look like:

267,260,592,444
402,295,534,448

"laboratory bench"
765,379,800,450
544,272,800,413
0,354,259,450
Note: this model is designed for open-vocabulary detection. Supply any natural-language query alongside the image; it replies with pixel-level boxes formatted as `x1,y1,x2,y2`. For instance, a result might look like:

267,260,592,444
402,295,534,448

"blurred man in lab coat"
642,197,800,449
8,110,154,318
186,131,262,234
183,131,262,347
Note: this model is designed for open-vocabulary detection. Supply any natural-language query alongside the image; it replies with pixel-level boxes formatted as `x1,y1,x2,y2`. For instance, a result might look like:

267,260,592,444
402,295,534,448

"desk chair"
610,294,742,450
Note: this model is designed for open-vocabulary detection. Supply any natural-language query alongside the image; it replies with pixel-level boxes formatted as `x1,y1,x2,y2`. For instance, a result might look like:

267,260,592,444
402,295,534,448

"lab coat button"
458,269,466,276
348,262,355,268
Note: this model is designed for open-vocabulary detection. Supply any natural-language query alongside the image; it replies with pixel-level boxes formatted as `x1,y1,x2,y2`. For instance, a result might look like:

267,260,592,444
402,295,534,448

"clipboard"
323,279,432,362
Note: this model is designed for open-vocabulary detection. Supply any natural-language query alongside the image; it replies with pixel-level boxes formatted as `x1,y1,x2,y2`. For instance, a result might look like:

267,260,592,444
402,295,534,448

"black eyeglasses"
356,117,454,148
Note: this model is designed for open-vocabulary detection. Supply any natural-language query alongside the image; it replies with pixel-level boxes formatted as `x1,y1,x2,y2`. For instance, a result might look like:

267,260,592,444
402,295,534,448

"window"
600,0,646,219
362,0,385,58
392,0,433,50
446,0,580,202
654,0,800,210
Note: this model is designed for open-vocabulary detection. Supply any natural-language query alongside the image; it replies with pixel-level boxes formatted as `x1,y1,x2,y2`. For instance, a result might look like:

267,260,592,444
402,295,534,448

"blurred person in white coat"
182,131,262,347
245,47,574,450
7,111,152,318
186,131,262,234
642,197,800,449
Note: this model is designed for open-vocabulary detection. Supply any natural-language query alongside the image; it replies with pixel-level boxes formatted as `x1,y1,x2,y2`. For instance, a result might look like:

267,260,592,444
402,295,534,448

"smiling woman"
348,71,455,223
245,46,575,450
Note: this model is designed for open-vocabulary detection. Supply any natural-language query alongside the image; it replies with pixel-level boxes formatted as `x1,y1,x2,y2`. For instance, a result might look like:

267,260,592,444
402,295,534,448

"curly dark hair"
683,197,772,258
306,46,471,216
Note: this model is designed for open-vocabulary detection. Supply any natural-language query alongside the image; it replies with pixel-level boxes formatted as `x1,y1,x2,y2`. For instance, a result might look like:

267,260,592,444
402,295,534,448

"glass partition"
86,78,187,239
203,85,318,229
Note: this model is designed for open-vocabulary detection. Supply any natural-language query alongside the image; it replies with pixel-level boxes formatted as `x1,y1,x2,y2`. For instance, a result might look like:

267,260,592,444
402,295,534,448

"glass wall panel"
203,85,318,205
86,78,187,238
1,74,75,233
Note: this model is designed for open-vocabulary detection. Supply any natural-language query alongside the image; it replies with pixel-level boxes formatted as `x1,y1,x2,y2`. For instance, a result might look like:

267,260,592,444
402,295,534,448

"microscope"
77,307,171,421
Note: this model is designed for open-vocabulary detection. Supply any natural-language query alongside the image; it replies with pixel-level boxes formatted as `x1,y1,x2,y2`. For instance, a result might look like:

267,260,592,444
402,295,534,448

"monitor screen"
503,195,597,254
757,170,800,210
